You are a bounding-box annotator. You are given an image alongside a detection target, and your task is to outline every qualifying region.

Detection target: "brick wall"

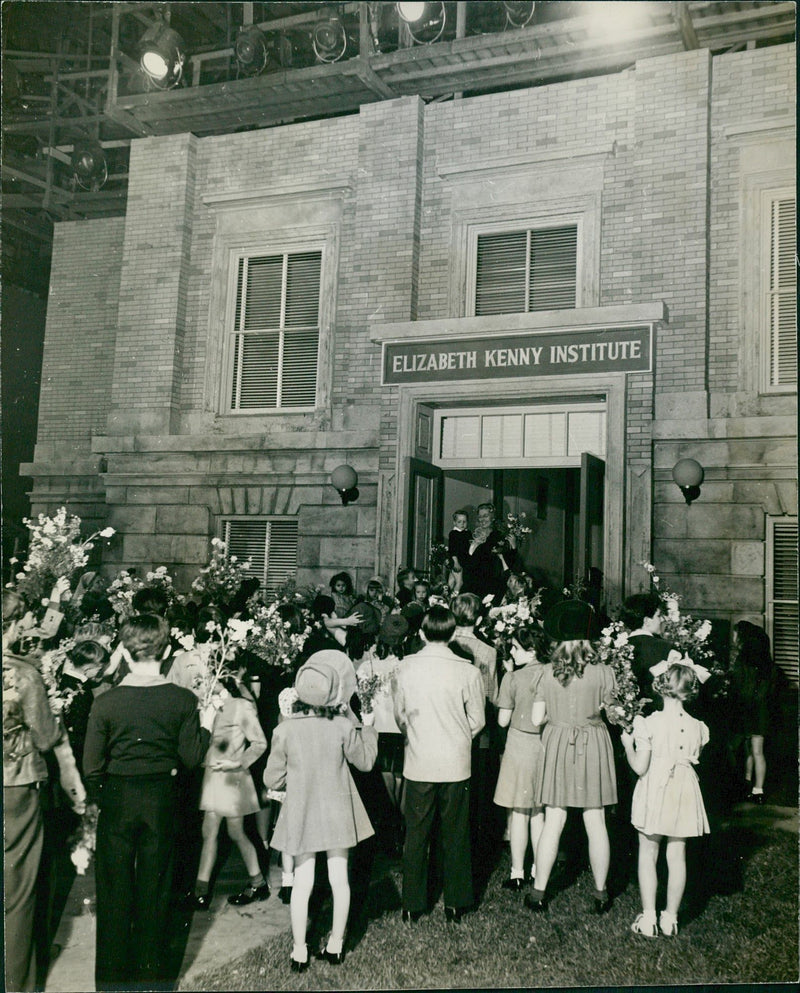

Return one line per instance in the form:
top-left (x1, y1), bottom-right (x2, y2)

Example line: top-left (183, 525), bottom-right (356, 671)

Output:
top-left (36, 216), bottom-right (123, 452)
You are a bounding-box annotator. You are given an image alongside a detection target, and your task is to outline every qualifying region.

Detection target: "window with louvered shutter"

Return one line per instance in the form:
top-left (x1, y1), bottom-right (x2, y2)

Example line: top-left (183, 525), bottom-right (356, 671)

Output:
top-left (229, 251), bottom-right (321, 410)
top-left (767, 517), bottom-right (798, 686)
top-left (766, 194), bottom-right (796, 389)
top-left (475, 226), bottom-right (577, 316)
top-left (221, 518), bottom-right (299, 593)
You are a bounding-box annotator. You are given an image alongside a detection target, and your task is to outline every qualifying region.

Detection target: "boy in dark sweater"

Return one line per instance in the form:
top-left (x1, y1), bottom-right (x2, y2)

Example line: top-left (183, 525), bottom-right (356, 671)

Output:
top-left (83, 613), bottom-right (215, 991)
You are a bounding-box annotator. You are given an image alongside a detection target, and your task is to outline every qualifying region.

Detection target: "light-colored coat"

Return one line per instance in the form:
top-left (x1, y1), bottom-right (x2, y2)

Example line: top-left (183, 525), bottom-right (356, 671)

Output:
top-left (392, 642), bottom-right (485, 783)
top-left (264, 712), bottom-right (378, 855)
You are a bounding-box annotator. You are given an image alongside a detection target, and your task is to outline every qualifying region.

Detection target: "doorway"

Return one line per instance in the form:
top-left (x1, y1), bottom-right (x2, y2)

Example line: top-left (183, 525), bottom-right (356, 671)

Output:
top-left (405, 457), bottom-right (605, 594)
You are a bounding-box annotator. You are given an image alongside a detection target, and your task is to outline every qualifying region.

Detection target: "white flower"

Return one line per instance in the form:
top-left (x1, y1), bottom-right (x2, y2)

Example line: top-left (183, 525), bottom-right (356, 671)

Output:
top-left (99, 527), bottom-right (115, 538)
top-left (614, 632), bottom-right (629, 648)
top-left (71, 846), bottom-right (91, 875)
top-left (482, 594), bottom-right (495, 606)
top-left (227, 618), bottom-right (254, 643)
top-left (696, 620), bottom-right (712, 642)
top-left (176, 632), bottom-right (196, 652)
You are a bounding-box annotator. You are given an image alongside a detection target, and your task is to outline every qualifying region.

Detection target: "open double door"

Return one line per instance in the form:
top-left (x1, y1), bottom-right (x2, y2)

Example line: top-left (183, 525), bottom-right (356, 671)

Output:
top-left (404, 452), bottom-right (605, 591)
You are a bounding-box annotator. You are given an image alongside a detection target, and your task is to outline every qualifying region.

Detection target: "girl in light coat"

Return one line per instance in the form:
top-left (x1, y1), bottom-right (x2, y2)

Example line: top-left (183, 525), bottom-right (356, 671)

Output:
top-left (264, 650), bottom-right (378, 973)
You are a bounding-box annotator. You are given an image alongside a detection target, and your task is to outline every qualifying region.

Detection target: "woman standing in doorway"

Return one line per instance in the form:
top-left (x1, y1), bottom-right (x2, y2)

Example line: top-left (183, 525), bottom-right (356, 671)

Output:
top-left (461, 503), bottom-right (515, 602)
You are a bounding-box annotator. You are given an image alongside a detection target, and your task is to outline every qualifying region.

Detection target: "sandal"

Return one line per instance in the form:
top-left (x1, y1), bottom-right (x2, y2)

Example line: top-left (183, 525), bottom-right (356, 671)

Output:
top-left (659, 911), bottom-right (678, 936)
top-left (630, 913), bottom-right (658, 937)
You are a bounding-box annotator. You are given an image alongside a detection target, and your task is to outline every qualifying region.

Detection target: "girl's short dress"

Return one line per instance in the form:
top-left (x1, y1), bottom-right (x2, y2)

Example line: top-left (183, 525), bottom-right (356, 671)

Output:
top-left (493, 663), bottom-right (545, 810)
top-left (535, 663), bottom-right (618, 809)
top-left (200, 695), bottom-right (266, 818)
top-left (630, 710), bottom-right (710, 837)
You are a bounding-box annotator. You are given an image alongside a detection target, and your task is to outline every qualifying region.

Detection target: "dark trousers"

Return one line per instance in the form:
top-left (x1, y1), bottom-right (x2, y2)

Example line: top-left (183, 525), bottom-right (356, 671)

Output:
top-left (4, 784), bottom-right (44, 993)
top-left (94, 774), bottom-right (177, 991)
top-left (403, 778), bottom-right (473, 912)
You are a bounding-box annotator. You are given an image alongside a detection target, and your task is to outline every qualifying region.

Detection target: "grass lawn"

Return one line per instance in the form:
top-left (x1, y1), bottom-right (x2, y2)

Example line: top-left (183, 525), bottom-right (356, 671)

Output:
top-left (181, 816), bottom-right (798, 990)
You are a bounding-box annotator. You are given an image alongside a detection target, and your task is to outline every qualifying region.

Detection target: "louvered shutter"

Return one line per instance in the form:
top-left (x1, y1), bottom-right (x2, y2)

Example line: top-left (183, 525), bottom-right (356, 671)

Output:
top-left (221, 519), bottom-right (299, 593)
top-left (769, 519), bottom-right (798, 685)
top-left (230, 251), bottom-right (321, 410)
top-left (768, 197), bottom-right (797, 388)
top-left (476, 232), bottom-right (527, 315)
top-left (529, 226), bottom-right (578, 310)
top-left (475, 226), bottom-right (577, 316)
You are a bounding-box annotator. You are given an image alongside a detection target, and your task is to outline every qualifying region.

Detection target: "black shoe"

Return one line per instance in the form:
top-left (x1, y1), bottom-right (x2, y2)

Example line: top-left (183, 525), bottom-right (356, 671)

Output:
top-left (524, 894), bottom-right (548, 913)
top-left (592, 894), bottom-right (613, 915)
top-left (444, 906), bottom-right (466, 923)
top-left (227, 882), bottom-right (270, 906)
top-left (315, 948), bottom-right (345, 965)
top-left (278, 885), bottom-right (292, 904)
top-left (747, 792), bottom-right (765, 805)
top-left (501, 877), bottom-right (526, 892)
top-left (185, 892), bottom-right (211, 911)
top-left (401, 909), bottom-right (423, 923)
top-left (290, 957), bottom-right (309, 973)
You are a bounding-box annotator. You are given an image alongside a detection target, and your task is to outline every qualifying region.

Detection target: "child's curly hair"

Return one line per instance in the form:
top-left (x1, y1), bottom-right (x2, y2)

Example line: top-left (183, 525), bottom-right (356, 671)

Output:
top-left (652, 663), bottom-right (701, 702)
top-left (550, 639), bottom-right (597, 686)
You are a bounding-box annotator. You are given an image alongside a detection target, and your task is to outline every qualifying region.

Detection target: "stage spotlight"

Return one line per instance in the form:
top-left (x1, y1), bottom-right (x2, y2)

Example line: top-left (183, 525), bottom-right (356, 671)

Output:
top-left (312, 13), bottom-right (348, 63)
top-left (139, 21), bottom-right (185, 89)
top-left (396, 1), bottom-right (445, 44)
top-left (503, 1), bottom-right (536, 28)
top-left (235, 25), bottom-right (269, 76)
top-left (71, 140), bottom-right (108, 191)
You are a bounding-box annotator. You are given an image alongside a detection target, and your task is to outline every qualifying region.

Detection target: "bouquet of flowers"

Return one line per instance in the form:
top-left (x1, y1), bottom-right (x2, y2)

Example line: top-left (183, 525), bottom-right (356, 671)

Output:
top-left (478, 590), bottom-right (542, 662)
top-left (245, 600), bottom-right (311, 669)
top-left (70, 804), bottom-right (100, 875)
top-left (641, 562), bottom-right (727, 693)
top-left (190, 537), bottom-right (252, 609)
top-left (105, 570), bottom-right (141, 620)
top-left (356, 669), bottom-right (387, 715)
top-left (105, 566), bottom-right (180, 621)
top-left (505, 512), bottom-right (532, 542)
top-left (595, 621), bottom-right (647, 733)
top-left (193, 617), bottom-right (253, 709)
top-left (38, 639), bottom-right (82, 716)
top-left (429, 540), bottom-right (450, 585)
top-left (8, 508), bottom-right (114, 609)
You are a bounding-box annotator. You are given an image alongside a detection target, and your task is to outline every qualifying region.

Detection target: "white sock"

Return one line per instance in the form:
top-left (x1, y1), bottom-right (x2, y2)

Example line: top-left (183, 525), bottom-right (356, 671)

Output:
top-left (510, 867), bottom-right (524, 880)
top-left (326, 936), bottom-right (344, 954)
top-left (640, 910), bottom-right (657, 925)
top-left (281, 872), bottom-right (294, 886)
top-left (751, 787), bottom-right (764, 795)
top-left (291, 943), bottom-right (308, 963)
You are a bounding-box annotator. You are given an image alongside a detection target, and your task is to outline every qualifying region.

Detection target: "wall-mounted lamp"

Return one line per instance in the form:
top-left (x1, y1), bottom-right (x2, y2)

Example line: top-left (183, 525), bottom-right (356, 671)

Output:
top-left (139, 20), bottom-right (185, 88)
top-left (672, 458), bottom-right (704, 505)
top-left (331, 464), bottom-right (359, 506)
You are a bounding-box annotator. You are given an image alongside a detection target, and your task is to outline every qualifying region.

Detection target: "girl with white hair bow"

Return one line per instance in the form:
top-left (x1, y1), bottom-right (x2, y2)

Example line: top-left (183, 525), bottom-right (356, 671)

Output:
top-left (619, 652), bottom-right (710, 939)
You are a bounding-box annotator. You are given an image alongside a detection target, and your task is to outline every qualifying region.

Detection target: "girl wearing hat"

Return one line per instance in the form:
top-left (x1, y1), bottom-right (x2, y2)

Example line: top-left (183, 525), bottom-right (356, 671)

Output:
top-left (524, 599), bottom-right (618, 915)
top-left (264, 650), bottom-right (378, 972)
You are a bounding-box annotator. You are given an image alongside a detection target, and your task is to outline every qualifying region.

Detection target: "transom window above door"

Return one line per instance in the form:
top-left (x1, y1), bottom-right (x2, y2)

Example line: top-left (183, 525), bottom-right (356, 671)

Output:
top-left (475, 226), bottom-right (578, 316)
top-left (433, 400), bottom-right (606, 469)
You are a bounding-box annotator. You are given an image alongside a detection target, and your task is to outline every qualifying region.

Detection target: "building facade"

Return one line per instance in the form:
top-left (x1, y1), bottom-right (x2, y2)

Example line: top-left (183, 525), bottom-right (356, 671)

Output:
top-left (24, 43), bottom-right (797, 678)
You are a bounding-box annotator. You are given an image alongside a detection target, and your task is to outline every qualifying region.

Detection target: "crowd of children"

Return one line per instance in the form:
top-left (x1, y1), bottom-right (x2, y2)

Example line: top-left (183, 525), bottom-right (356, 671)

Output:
top-left (2, 503), bottom-right (788, 989)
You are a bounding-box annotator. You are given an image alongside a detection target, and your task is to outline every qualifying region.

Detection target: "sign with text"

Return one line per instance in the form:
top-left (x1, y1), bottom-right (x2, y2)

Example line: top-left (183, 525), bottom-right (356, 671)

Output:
top-left (382, 325), bottom-right (652, 385)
